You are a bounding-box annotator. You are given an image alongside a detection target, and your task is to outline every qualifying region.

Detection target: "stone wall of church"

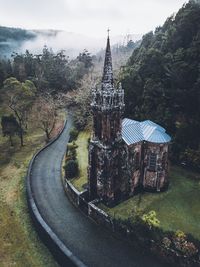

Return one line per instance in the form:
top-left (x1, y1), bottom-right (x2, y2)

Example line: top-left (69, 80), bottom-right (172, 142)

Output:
top-left (142, 143), bottom-right (169, 191)
top-left (122, 141), bottom-right (169, 195)
top-left (127, 142), bottom-right (143, 192)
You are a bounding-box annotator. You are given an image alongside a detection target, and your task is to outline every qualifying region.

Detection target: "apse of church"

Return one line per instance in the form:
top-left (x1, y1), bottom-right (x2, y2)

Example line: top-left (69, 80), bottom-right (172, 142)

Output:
top-left (88, 33), bottom-right (171, 206)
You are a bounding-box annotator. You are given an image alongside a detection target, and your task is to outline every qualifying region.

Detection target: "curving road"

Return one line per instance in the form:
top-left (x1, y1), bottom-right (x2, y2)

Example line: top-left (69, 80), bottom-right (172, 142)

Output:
top-left (31, 115), bottom-right (167, 267)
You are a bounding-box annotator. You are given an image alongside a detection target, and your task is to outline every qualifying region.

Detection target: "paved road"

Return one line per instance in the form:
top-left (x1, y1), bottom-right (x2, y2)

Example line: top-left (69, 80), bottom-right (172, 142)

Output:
top-left (31, 116), bottom-right (167, 267)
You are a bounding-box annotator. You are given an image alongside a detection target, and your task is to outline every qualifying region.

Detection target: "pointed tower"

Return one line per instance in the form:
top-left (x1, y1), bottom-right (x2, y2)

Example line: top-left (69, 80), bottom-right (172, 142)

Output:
top-left (88, 33), bottom-right (125, 206)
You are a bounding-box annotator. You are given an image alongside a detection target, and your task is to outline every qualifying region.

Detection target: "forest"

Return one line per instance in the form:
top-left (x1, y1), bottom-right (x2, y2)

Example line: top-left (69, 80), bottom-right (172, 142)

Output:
top-left (121, 0), bottom-right (200, 169)
top-left (0, 46), bottom-right (93, 146)
top-left (0, 26), bottom-right (35, 42)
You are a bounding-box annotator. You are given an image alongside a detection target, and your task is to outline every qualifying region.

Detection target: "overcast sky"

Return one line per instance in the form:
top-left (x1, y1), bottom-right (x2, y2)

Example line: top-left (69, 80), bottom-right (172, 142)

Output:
top-left (0, 0), bottom-right (187, 37)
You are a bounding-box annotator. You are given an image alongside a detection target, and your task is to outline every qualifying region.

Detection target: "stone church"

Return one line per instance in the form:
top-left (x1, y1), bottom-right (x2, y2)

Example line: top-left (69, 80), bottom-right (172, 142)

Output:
top-left (88, 34), bottom-right (171, 206)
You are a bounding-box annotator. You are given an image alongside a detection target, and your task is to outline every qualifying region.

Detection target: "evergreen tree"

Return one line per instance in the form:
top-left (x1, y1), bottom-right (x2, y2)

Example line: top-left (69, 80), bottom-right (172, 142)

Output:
top-left (121, 0), bottom-right (200, 167)
top-left (1, 115), bottom-right (20, 146)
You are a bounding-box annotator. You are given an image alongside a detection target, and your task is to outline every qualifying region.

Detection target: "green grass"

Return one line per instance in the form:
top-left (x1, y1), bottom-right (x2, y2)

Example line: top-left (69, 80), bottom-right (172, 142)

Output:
top-left (0, 123), bottom-right (59, 266)
top-left (99, 166), bottom-right (200, 240)
top-left (71, 131), bottom-right (90, 191)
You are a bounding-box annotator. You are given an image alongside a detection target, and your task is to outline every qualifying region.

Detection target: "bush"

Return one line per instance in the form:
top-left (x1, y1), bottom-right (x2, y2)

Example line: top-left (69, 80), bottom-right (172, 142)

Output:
top-left (180, 148), bottom-right (200, 171)
top-left (69, 128), bottom-right (79, 142)
top-left (66, 142), bottom-right (78, 160)
top-left (142, 210), bottom-right (160, 229)
top-left (172, 231), bottom-right (199, 257)
top-left (64, 159), bottom-right (79, 179)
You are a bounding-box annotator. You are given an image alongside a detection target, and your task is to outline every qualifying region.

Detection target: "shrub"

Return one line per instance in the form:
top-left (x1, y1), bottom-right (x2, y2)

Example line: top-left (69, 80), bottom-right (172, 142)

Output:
top-left (180, 148), bottom-right (200, 171)
top-left (67, 141), bottom-right (78, 150)
top-left (162, 237), bottom-right (172, 248)
top-left (181, 241), bottom-right (198, 257)
top-left (175, 230), bottom-right (186, 240)
top-left (67, 149), bottom-right (77, 161)
top-left (66, 142), bottom-right (78, 160)
top-left (64, 160), bottom-right (79, 179)
top-left (69, 128), bottom-right (79, 142)
top-left (142, 210), bottom-right (160, 229)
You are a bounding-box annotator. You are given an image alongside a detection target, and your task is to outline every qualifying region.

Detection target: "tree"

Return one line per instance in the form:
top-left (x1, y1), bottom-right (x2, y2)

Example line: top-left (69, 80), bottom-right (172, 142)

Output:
top-left (64, 160), bottom-right (79, 179)
top-left (77, 49), bottom-right (93, 69)
top-left (69, 128), bottom-right (79, 142)
top-left (12, 53), bottom-right (26, 81)
top-left (3, 77), bottom-right (36, 146)
top-left (127, 40), bottom-right (135, 50)
top-left (33, 94), bottom-right (56, 141)
top-left (121, 0), bottom-right (200, 165)
top-left (1, 115), bottom-right (20, 146)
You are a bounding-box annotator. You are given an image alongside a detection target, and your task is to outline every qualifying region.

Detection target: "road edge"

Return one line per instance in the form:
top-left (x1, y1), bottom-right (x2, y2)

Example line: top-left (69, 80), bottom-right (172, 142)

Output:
top-left (26, 115), bottom-right (87, 267)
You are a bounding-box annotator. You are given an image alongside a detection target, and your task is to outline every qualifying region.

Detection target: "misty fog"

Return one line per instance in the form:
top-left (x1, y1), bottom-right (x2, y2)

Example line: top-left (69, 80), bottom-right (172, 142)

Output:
top-left (20, 30), bottom-right (142, 58)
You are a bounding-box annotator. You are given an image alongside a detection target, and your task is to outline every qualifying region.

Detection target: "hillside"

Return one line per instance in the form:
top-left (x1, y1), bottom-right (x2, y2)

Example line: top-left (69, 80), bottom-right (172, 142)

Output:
top-left (0, 26), bottom-right (36, 57)
top-left (121, 0), bottom-right (200, 168)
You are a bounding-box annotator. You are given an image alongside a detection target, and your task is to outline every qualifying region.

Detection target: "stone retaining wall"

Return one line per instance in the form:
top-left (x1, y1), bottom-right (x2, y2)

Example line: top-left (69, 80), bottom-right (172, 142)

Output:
top-left (65, 180), bottom-right (88, 214)
top-left (88, 200), bottom-right (113, 229)
top-left (64, 177), bottom-right (200, 267)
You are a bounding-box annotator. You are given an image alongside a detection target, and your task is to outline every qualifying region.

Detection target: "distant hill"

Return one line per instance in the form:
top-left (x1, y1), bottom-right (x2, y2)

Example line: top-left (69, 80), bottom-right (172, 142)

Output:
top-left (0, 26), bottom-right (36, 57)
top-left (0, 25), bottom-right (142, 58)
top-left (121, 0), bottom-right (200, 168)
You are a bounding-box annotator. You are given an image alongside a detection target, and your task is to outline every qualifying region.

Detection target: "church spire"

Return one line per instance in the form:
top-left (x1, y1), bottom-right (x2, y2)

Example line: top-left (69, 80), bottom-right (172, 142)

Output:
top-left (102, 29), bottom-right (114, 89)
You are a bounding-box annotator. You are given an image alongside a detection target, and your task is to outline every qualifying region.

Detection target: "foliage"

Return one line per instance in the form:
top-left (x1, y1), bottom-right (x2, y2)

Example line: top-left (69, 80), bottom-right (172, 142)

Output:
top-left (69, 127), bottom-right (79, 142)
top-left (0, 45), bottom-right (93, 95)
top-left (0, 58), bottom-right (12, 87)
top-left (171, 231), bottom-right (199, 257)
top-left (121, 0), bottom-right (200, 167)
top-left (64, 159), bottom-right (79, 179)
top-left (3, 77), bottom-right (36, 146)
top-left (180, 148), bottom-right (200, 170)
top-left (1, 114), bottom-right (20, 146)
top-left (65, 141), bottom-right (79, 178)
top-left (175, 230), bottom-right (186, 240)
top-left (66, 142), bottom-right (78, 161)
top-left (33, 94), bottom-right (57, 141)
top-left (162, 237), bottom-right (172, 248)
top-left (77, 49), bottom-right (93, 69)
top-left (142, 210), bottom-right (160, 229)
top-left (65, 75), bottom-right (93, 130)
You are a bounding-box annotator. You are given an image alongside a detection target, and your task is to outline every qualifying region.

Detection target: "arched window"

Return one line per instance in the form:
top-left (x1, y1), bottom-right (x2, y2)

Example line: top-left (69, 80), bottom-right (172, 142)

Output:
top-left (148, 153), bottom-right (157, 171)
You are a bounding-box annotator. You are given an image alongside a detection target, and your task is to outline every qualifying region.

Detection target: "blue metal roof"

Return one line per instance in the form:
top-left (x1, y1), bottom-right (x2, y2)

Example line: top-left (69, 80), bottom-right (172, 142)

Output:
top-left (122, 118), bottom-right (171, 145)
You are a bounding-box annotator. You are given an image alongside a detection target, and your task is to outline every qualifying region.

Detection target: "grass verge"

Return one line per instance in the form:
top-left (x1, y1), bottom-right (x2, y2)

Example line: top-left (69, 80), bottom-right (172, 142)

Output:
top-left (71, 131), bottom-right (90, 191)
top-left (0, 122), bottom-right (62, 266)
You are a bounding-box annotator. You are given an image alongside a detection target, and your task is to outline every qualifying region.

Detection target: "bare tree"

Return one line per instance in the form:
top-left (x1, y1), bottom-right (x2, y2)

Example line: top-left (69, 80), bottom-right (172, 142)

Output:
top-left (33, 93), bottom-right (56, 141)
